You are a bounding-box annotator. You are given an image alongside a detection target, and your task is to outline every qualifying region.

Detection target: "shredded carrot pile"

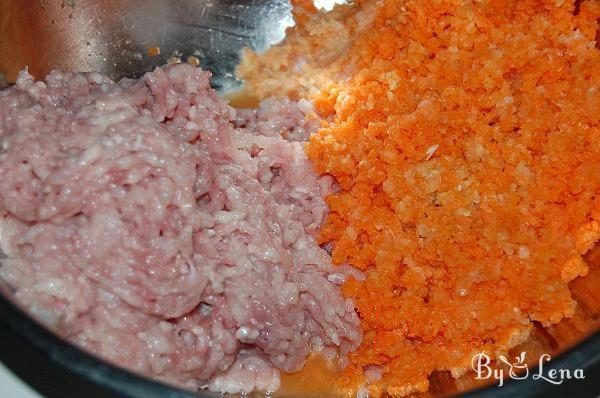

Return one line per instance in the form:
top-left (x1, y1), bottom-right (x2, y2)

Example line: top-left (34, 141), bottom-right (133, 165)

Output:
top-left (239, 0), bottom-right (600, 396)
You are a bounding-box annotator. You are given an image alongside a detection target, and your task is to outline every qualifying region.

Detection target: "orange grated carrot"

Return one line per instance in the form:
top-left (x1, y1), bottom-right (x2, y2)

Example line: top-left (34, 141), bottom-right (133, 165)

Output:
top-left (240, 0), bottom-right (600, 396)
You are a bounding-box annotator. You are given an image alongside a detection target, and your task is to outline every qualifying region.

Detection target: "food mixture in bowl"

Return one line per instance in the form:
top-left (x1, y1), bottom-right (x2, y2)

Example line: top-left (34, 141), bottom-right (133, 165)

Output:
top-left (0, 0), bottom-right (599, 397)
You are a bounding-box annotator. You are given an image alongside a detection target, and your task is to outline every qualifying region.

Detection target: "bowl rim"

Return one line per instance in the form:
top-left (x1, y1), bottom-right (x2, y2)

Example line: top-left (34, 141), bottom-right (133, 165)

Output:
top-left (0, 291), bottom-right (598, 398)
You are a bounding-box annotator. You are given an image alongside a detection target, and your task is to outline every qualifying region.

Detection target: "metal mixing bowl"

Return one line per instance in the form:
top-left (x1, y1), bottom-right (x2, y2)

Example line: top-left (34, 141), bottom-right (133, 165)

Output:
top-left (0, 0), bottom-right (293, 91)
top-left (0, 1), bottom-right (598, 397)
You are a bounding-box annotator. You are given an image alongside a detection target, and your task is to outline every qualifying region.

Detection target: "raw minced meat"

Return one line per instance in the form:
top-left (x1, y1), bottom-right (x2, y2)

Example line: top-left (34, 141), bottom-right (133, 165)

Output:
top-left (0, 63), bottom-right (361, 394)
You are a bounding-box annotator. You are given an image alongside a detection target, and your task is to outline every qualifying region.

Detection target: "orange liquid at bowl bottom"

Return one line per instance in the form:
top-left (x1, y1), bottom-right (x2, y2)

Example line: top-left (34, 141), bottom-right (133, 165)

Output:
top-left (277, 355), bottom-right (344, 398)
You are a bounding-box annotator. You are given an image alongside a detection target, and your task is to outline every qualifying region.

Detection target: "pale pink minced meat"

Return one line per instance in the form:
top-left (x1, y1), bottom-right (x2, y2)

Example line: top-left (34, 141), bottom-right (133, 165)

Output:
top-left (0, 63), bottom-right (361, 394)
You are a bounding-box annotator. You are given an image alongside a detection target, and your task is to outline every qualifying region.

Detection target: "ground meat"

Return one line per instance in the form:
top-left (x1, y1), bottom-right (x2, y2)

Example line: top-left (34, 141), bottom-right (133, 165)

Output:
top-left (234, 96), bottom-right (320, 142)
top-left (0, 63), bottom-right (361, 394)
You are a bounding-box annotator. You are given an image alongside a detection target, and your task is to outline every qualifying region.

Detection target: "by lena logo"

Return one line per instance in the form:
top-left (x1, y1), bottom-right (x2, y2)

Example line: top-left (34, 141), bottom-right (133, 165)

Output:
top-left (471, 352), bottom-right (585, 387)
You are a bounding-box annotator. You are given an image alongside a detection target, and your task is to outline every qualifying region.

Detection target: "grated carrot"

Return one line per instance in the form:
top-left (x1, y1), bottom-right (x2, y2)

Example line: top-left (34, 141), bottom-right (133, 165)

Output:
top-left (240, 0), bottom-right (600, 395)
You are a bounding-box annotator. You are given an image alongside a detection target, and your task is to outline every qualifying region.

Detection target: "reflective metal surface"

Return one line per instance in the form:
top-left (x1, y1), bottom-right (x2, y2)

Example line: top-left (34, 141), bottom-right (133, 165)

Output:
top-left (0, 0), bottom-right (294, 91)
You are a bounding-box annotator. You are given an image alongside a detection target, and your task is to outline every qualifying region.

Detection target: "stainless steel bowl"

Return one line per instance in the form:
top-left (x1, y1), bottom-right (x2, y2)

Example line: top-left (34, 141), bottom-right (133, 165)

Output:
top-left (0, 0), bottom-right (293, 91)
top-left (0, 1), bottom-right (598, 398)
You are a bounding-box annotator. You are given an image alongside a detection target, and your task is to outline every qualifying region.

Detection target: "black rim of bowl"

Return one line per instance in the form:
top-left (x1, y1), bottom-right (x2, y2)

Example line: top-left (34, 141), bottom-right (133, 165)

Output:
top-left (0, 291), bottom-right (598, 398)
